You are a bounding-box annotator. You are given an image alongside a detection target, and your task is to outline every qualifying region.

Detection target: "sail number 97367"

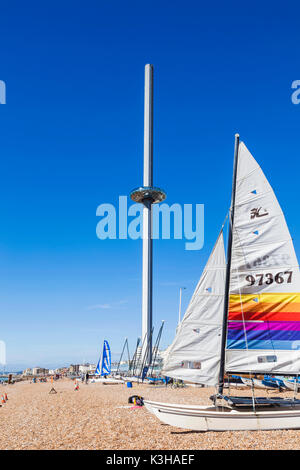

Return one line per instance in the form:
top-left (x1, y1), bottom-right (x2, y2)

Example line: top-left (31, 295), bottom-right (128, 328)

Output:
top-left (245, 271), bottom-right (293, 286)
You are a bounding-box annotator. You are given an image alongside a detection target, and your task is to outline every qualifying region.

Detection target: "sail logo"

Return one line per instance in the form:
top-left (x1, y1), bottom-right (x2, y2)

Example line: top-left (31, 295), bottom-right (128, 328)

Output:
top-left (244, 254), bottom-right (292, 270)
top-left (291, 80), bottom-right (300, 104)
top-left (250, 207), bottom-right (269, 219)
top-left (96, 196), bottom-right (204, 250)
top-left (0, 81), bottom-right (6, 104)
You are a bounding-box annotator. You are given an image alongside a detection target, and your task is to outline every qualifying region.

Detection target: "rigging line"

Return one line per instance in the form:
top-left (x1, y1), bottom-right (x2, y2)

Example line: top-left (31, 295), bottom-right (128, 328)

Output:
top-left (149, 321), bottom-right (165, 377)
top-left (116, 338), bottom-right (127, 375)
top-left (294, 374), bottom-right (298, 401)
top-left (130, 337), bottom-right (141, 376)
top-left (138, 327), bottom-right (154, 381)
top-left (126, 339), bottom-right (131, 365)
top-left (221, 212), bottom-right (229, 232)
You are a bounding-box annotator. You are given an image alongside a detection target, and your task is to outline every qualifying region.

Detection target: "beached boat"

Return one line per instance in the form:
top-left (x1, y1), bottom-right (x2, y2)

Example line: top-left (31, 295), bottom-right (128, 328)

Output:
top-left (144, 135), bottom-right (300, 431)
top-left (120, 376), bottom-right (140, 383)
top-left (283, 380), bottom-right (300, 392)
top-left (89, 340), bottom-right (123, 384)
top-left (240, 377), bottom-right (280, 390)
top-left (144, 400), bottom-right (300, 431)
top-left (90, 377), bottom-right (124, 384)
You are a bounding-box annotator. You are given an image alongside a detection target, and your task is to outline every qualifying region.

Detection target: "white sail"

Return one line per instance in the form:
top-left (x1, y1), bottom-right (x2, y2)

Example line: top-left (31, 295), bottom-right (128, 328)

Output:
top-left (226, 142), bottom-right (300, 374)
top-left (162, 231), bottom-right (226, 385)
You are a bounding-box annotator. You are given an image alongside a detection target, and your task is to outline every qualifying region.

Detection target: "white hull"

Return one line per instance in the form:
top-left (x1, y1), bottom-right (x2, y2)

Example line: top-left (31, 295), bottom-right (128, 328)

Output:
top-left (224, 382), bottom-right (247, 389)
top-left (144, 400), bottom-right (300, 431)
top-left (241, 377), bottom-right (278, 390)
top-left (89, 378), bottom-right (124, 384)
top-left (122, 377), bottom-right (143, 383)
top-left (283, 380), bottom-right (300, 391)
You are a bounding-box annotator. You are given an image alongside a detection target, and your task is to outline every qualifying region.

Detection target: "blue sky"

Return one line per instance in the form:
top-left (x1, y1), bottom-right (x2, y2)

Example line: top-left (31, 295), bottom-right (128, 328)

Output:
top-left (0, 1), bottom-right (300, 369)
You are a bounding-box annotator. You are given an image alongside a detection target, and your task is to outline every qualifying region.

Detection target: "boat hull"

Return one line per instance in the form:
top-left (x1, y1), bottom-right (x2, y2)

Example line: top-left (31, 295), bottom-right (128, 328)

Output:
top-left (283, 380), bottom-right (300, 391)
top-left (89, 378), bottom-right (124, 384)
top-left (144, 400), bottom-right (300, 431)
top-left (241, 377), bottom-right (279, 390)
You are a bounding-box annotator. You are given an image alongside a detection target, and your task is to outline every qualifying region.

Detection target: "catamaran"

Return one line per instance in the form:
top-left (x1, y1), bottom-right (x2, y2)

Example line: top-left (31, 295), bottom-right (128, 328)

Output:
top-left (283, 379), bottom-right (300, 392)
top-left (89, 340), bottom-right (123, 384)
top-left (144, 135), bottom-right (300, 431)
top-left (240, 376), bottom-right (281, 390)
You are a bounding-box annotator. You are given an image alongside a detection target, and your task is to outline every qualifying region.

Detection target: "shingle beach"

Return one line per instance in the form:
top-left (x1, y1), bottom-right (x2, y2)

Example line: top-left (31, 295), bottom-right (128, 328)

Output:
top-left (0, 379), bottom-right (299, 450)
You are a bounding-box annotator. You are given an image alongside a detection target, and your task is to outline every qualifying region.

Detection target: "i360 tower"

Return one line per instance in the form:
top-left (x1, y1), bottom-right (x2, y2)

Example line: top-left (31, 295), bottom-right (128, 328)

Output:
top-left (130, 65), bottom-right (166, 365)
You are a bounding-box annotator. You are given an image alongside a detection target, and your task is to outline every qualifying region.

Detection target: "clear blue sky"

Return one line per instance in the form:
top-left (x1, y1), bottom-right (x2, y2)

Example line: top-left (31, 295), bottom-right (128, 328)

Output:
top-left (1, 0), bottom-right (300, 369)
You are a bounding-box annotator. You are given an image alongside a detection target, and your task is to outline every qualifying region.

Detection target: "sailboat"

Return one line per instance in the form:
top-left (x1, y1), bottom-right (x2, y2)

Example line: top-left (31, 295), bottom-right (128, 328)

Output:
top-left (144, 135), bottom-right (300, 431)
top-left (283, 379), bottom-right (300, 392)
top-left (240, 376), bottom-right (281, 390)
top-left (90, 340), bottom-right (123, 384)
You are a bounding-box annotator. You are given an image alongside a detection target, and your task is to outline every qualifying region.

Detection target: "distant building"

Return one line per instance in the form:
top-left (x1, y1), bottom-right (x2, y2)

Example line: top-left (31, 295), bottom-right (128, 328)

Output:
top-left (69, 364), bottom-right (80, 374)
top-left (79, 364), bottom-right (96, 374)
top-left (55, 367), bottom-right (68, 375)
top-left (23, 368), bottom-right (32, 376)
top-left (32, 367), bottom-right (49, 376)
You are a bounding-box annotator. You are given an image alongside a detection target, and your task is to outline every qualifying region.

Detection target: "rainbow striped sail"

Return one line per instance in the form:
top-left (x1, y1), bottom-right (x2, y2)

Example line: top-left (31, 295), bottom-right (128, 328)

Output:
top-left (162, 138), bottom-right (300, 386)
top-left (226, 143), bottom-right (300, 374)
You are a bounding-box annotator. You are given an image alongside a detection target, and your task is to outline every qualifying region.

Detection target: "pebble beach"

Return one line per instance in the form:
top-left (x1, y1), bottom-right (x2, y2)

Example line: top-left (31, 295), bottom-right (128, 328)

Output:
top-left (1, 379), bottom-right (300, 450)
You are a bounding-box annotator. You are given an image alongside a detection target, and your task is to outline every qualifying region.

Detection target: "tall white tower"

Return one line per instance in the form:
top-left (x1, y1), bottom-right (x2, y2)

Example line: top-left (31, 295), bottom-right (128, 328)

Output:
top-left (130, 65), bottom-right (166, 365)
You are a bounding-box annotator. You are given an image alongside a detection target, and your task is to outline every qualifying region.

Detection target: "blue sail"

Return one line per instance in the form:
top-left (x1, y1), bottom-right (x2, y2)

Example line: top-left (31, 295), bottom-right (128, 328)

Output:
top-left (95, 340), bottom-right (111, 376)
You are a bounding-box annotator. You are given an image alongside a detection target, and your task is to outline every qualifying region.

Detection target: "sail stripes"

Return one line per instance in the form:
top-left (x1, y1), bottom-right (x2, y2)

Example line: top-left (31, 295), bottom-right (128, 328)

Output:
top-left (228, 292), bottom-right (300, 351)
top-left (227, 321), bottom-right (300, 350)
top-left (229, 293), bottom-right (300, 321)
top-left (226, 142), bottom-right (300, 374)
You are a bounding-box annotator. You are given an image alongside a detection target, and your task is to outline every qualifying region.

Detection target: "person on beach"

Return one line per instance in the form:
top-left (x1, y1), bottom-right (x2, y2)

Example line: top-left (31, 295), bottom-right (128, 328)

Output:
top-left (85, 372), bottom-right (89, 384)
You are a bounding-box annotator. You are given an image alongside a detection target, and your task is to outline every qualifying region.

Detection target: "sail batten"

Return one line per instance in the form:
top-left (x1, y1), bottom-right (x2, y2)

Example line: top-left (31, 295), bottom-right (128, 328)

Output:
top-left (225, 142), bottom-right (300, 375)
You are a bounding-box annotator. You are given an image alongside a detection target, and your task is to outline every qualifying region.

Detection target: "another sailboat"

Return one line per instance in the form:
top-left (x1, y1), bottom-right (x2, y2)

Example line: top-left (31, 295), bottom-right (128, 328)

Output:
top-left (144, 135), bottom-right (300, 431)
top-left (283, 379), bottom-right (300, 392)
top-left (90, 340), bottom-right (123, 384)
top-left (240, 377), bottom-right (281, 390)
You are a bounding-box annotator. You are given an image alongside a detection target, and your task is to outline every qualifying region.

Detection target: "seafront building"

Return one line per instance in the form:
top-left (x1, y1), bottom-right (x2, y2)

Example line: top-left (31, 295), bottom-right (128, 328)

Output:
top-left (32, 367), bottom-right (49, 376)
top-left (78, 364), bottom-right (96, 374)
top-left (21, 362), bottom-right (99, 377)
top-left (69, 364), bottom-right (80, 374)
